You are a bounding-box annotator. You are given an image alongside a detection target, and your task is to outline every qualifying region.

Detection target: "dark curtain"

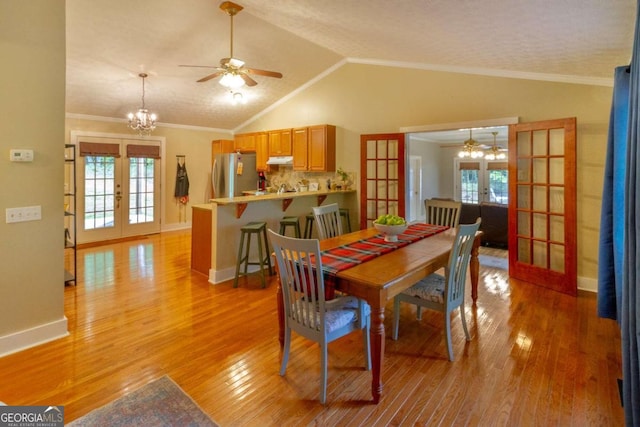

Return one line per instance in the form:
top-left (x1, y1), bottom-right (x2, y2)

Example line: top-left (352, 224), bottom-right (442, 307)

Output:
top-left (598, 3), bottom-right (640, 423)
top-left (598, 66), bottom-right (629, 320)
top-left (623, 3), bottom-right (640, 419)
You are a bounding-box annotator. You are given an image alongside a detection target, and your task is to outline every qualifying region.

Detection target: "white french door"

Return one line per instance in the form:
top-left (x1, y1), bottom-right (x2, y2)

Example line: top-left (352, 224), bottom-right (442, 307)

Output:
top-left (454, 158), bottom-right (509, 205)
top-left (76, 137), bottom-right (161, 244)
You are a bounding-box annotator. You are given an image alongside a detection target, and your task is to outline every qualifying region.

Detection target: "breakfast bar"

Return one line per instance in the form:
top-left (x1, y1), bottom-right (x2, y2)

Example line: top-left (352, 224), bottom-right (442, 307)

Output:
top-left (191, 189), bottom-right (356, 284)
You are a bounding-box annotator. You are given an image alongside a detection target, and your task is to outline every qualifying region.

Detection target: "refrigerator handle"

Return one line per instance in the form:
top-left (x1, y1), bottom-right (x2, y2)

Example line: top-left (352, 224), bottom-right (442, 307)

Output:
top-left (211, 158), bottom-right (218, 198)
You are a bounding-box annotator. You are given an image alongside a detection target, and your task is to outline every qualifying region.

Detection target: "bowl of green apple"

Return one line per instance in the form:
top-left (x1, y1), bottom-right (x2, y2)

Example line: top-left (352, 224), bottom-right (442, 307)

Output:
top-left (373, 214), bottom-right (408, 242)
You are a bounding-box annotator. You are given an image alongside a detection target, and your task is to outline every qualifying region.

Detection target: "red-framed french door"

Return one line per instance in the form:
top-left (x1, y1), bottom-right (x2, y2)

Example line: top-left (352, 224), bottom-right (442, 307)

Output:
top-left (508, 117), bottom-right (577, 296)
top-left (360, 133), bottom-right (406, 229)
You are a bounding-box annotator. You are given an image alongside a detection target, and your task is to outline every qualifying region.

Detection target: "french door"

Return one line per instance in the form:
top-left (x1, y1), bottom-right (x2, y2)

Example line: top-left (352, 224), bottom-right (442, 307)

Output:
top-left (455, 159), bottom-right (509, 205)
top-left (360, 133), bottom-right (406, 228)
top-left (76, 137), bottom-right (161, 244)
top-left (508, 118), bottom-right (577, 295)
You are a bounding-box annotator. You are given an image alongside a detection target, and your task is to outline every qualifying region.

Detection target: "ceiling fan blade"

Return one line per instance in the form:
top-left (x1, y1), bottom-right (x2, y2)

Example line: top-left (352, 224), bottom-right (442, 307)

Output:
top-left (240, 73), bottom-right (258, 87)
top-left (197, 71), bottom-right (225, 83)
top-left (245, 68), bottom-right (283, 78)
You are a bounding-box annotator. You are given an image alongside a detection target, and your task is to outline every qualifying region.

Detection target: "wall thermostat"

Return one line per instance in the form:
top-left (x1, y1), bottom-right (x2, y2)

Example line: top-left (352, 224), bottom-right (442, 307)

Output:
top-left (9, 149), bottom-right (34, 162)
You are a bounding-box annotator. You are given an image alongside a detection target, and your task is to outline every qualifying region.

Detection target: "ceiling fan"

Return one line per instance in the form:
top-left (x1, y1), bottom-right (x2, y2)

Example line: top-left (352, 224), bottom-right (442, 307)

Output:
top-left (180, 1), bottom-right (283, 88)
top-left (458, 129), bottom-right (486, 158)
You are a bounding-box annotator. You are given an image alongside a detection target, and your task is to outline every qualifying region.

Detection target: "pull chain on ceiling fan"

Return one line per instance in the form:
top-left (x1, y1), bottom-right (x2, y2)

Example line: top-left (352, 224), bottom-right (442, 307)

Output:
top-left (179, 1), bottom-right (283, 89)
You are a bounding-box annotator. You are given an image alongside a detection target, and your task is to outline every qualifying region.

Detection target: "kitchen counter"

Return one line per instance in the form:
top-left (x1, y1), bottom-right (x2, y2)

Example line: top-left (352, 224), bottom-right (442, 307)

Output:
top-left (210, 189), bottom-right (355, 205)
top-left (192, 189), bottom-right (358, 284)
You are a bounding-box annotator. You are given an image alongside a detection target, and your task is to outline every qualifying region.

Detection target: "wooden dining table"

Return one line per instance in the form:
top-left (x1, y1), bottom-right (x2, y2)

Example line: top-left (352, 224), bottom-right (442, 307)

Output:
top-left (275, 225), bottom-right (483, 404)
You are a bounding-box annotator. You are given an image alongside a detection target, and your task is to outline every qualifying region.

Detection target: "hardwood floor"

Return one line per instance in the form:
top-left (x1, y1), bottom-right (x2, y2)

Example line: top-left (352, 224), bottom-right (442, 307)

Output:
top-left (0, 231), bottom-right (623, 426)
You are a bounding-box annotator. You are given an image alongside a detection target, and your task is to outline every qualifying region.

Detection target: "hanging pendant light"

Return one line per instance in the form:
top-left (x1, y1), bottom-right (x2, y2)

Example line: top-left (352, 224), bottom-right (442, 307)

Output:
top-left (458, 129), bottom-right (484, 158)
top-left (127, 73), bottom-right (157, 135)
top-left (484, 131), bottom-right (507, 160)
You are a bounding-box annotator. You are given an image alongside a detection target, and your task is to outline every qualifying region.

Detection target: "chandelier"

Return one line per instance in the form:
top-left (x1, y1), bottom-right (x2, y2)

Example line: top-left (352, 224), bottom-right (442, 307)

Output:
top-left (127, 73), bottom-right (157, 135)
top-left (458, 129), bottom-right (484, 158)
top-left (484, 131), bottom-right (507, 160)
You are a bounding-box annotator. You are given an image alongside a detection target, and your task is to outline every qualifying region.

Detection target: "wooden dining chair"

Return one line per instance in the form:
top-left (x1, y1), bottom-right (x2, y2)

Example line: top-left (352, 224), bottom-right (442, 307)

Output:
top-left (392, 218), bottom-right (481, 361)
top-left (267, 229), bottom-right (371, 404)
top-left (312, 203), bottom-right (344, 239)
top-left (424, 198), bottom-right (462, 228)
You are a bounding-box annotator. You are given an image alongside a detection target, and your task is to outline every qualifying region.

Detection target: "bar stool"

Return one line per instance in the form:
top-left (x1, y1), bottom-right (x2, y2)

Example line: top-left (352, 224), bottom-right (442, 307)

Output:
top-left (305, 208), bottom-right (352, 238)
top-left (304, 213), bottom-right (315, 238)
top-left (339, 208), bottom-right (352, 232)
top-left (279, 216), bottom-right (301, 238)
top-left (234, 221), bottom-right (273, 288)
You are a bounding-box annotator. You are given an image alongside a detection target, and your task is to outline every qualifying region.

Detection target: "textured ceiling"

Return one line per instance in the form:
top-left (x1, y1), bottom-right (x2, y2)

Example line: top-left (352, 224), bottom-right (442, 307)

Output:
top-left (65, 0), bottom-right (635, 131)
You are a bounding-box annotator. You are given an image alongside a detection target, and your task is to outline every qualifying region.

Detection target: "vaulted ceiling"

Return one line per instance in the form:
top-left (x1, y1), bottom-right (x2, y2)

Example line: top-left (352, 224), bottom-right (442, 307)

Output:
top-left (65, 0), bottom-right (635, 131)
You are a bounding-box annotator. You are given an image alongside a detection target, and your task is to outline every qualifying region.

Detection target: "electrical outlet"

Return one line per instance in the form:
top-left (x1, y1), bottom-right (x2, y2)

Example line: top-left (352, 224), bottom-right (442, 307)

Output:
top-left (5, 206), bottom-right (42, 223)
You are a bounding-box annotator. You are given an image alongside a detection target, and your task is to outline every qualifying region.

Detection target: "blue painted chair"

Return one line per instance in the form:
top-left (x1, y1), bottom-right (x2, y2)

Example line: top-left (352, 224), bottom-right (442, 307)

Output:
top-left (392, 219), bottom-right (481, 361)
top-left (268, 229), bottom-right (371, 404)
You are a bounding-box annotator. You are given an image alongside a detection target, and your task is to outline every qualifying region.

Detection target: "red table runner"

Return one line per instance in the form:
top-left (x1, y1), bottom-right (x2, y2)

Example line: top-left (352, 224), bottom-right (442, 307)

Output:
top-left (318, 223), bottom-right (449, 298)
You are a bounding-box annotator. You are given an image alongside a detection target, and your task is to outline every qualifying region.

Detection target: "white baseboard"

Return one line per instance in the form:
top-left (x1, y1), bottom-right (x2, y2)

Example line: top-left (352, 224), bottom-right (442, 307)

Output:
top-left (578, 276), bottom-right (597, 293)
top-left (209, 265), bottom-right (265, 285)
top-left (161, 222), bottom-right (191, 232)
top-left (0, 317), bottom-right (69, 358)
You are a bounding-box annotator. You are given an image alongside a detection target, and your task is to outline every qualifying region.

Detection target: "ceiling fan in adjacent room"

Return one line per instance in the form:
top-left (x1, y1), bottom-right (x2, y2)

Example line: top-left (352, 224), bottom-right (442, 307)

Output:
top-left (180, 1), bottom-right (283, 89)
top-left (457, 129), bottom-right (486, 158)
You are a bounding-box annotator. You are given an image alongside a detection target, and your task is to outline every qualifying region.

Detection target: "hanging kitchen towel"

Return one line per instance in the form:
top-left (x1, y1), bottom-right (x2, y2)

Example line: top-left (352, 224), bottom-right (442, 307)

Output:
top-left (175, 156), bottom-right (190, 204)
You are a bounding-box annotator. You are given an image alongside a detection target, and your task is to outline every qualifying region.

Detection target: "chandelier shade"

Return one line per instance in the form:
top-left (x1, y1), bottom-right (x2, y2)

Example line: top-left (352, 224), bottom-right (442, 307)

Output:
top-left (127, 73), bottom-right (157, 135)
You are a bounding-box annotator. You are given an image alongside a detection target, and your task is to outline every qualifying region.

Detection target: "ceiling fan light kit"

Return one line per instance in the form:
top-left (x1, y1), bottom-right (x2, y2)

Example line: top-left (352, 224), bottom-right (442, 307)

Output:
top-left (179, 1), bottom-right (283, 91)
top-left (127, 73), bottom-right (157, 135)
top-left (484, 131), bottom-right (507, 160)
top-left (458, 129), bottom-right (485, 159)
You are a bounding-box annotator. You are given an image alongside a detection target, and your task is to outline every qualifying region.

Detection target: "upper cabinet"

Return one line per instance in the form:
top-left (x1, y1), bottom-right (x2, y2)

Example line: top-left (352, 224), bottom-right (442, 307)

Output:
top-left (211, 139), bottom-right (234, 165)
top-left (293, 124), bottom-right (336, 172)
top-left (234, 133), bottom-right (256, 152)
top-left (255, 132), bottom-right (269, 171)
top-left (268, 128), bottom-right (292, 156)
top-left (292, 127), bottom-right (309, 170)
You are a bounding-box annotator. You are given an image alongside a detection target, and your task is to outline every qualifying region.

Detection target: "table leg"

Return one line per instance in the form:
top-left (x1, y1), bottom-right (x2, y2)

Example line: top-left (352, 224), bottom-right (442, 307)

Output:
top-left (470, 237), bottom-right (480, 303)
top-left (370, 304), bottom-right (385, 403)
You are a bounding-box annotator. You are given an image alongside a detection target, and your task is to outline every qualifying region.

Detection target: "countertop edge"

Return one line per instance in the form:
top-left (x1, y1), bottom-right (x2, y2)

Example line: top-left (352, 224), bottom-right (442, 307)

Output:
top-left (208, 189), bottom-right (356, 205)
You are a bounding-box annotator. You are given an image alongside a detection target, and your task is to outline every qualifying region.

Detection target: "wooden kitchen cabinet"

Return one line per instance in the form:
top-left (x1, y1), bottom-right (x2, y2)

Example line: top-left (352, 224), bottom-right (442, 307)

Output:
top-left (293, 124), bottom-right (336, 171)
top-left (234, 133), bottom-right (257, 152)
top-left (255, 132), bottom-right (270, 171)
top-left (211, 139), bottom-right (234, 165)
top-left (268, 128), bottom-right (292, 156)
top-left (292, 127), bottom-right (309, 170)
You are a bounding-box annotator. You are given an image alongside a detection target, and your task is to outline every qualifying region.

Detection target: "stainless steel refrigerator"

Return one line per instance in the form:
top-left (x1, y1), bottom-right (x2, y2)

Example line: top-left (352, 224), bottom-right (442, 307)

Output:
top-left (212, 153), bottom-right (259, 198)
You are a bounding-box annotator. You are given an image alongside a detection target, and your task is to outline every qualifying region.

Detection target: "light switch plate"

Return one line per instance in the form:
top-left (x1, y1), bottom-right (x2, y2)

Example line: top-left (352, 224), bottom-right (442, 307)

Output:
top-left (5, 206), bottom-right (42, 223)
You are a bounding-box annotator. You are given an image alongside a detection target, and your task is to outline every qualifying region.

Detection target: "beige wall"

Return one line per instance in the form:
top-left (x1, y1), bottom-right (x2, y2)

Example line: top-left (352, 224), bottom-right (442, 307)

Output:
top-left (65, 118), bottom-right (232, 227)
top-left (0, 1), bottom-right (67, 351)
top-left (238, 63), bottom-right (612, 284)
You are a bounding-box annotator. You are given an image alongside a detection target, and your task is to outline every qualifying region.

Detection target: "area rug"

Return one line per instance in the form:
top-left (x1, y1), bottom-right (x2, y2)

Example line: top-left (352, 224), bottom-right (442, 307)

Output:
top-left (478, 254), bottom-right (509, 270)
top-left (67, 376), bottom-right (218, 427)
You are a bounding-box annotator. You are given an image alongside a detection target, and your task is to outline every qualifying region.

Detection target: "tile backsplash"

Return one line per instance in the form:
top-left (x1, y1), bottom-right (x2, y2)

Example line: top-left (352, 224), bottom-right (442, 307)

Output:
top-left (266, 168), bottom-right (356, 192)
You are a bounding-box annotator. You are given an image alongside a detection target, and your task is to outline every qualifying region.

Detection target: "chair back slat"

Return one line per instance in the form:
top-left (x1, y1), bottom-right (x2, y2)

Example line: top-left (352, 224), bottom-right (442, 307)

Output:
top-left (445, 219), bottom-right (481, 307)
top-left (312, 203), bottom-right (344, 239)
top-left (269, 230), bottom-right (326, 332)
top-left (425, 199), bottom-right (462, 228)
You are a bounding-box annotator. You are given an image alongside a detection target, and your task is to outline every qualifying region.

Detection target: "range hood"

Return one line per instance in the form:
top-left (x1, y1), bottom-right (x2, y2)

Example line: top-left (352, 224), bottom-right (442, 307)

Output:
top-left (266, 156), bottom-right (293, 165)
